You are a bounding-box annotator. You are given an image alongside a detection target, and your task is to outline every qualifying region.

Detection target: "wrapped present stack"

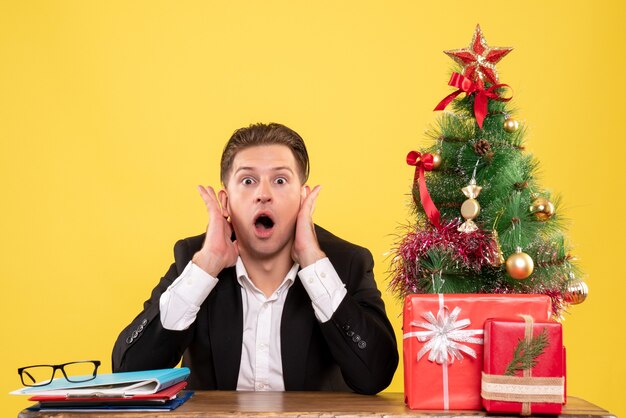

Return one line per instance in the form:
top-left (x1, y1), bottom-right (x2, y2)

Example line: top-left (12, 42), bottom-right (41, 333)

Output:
top-left (403, 294), bottom-right (552, 410)
top-left (390, 25), bottom-right (585, 414)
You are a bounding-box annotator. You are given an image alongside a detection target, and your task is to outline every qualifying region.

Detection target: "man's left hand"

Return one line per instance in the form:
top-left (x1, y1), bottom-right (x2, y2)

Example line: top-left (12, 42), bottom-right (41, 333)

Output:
top-left (292, 185), bottom-right (326, 267)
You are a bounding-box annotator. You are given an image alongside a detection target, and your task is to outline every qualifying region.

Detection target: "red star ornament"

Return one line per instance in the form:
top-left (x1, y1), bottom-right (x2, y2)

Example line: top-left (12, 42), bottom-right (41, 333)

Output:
top-left (444, 24), bottom-right (512, 85)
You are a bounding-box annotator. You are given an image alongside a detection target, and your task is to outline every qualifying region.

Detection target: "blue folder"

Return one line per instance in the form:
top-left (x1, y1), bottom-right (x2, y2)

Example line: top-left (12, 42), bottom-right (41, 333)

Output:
top-left (11, 367), bottom-right (190, 397)
top-left (26, 390), bottom-right (194, 412)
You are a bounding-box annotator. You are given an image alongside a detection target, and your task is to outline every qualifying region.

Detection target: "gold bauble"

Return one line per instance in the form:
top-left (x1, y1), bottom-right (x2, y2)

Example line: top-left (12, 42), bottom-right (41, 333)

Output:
top-left (564, 280), bottom-right (588, 305)
top-left (460, 198), bottom-right (481, 220)
top-left (432, 152), bottom-right (442, 169)
top-left (505, 249), bottom-right (534, 279)
top-left (503, 118), bottom-right (520, 133)
top-left (530, 197), bottom-right (555, 221)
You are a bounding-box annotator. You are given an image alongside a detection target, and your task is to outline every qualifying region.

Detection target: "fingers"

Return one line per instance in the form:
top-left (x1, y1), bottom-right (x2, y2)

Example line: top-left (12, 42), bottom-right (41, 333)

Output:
top-left (197, 185), bottom-right (216, 205)
top-left (302, 185), bottom-right (322, 216)
top-left (197, 185), bottom-right (221, 216)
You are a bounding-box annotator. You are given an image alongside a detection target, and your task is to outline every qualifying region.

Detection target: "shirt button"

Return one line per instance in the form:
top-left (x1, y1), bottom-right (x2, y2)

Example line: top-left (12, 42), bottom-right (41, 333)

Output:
top-left (257, 383), bottom-right (265, 390)
top-left (258, 343), bottom-right (267, 350)
top-left (320, 272), bottom-right (326, 278)
top-left (307, 277), bottom-right (314, 284)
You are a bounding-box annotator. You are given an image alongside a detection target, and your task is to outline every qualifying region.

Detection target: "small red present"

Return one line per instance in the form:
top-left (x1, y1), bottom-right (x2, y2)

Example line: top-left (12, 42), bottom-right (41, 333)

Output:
top-left (482, 316), bottom-right (565, 415)
top-left (403, 294), bottom-right (552, 410)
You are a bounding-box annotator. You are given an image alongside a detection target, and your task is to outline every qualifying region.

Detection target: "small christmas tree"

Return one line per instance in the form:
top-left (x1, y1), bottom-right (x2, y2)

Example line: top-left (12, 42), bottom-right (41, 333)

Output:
top-left (390, 25), bottom-right (587, 317)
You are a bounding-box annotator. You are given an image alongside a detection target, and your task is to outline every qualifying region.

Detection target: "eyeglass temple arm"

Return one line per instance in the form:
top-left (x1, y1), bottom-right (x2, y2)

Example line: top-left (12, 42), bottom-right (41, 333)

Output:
top-left (23, 370), bottom-right (37, 384)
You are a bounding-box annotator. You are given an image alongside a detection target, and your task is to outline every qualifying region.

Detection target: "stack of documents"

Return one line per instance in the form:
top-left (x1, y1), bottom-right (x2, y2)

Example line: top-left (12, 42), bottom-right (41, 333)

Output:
top-left (11, 368), bottom-right (193, 412)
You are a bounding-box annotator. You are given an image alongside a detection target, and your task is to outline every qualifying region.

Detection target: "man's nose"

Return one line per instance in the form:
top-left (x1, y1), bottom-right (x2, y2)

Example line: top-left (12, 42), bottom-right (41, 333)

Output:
top-left (255, 180), bottom-right (272, 203)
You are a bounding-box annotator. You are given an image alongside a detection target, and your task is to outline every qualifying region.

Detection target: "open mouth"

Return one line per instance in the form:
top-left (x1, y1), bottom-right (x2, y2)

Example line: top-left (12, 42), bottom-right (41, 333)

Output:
top-left (254, 214), bottom-right (275, 231)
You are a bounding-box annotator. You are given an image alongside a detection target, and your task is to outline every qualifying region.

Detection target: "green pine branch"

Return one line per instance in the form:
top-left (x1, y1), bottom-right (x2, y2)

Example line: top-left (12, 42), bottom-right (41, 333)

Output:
top-left (504, 327), bottom-right (550, 376)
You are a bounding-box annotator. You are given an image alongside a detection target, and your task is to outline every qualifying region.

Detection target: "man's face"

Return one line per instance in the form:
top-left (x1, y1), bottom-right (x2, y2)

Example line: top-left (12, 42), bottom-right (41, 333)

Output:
top-left (220, 145), bottom-right (305, 261)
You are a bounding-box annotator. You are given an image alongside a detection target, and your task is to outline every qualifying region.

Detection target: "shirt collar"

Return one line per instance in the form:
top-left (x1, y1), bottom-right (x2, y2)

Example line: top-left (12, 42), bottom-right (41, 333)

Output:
top-left (235, 256), bottom-right (299, 297)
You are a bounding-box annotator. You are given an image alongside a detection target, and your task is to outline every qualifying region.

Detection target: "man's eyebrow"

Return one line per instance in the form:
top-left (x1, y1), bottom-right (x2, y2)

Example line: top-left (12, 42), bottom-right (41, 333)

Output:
top-left (234, 166), bottom-right (295, 174)
top-left (271, 166), bottom-right (295, 173)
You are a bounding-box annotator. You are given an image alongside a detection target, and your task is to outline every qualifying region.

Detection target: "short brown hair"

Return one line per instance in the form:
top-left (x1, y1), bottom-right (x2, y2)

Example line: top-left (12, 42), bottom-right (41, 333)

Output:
top-left (220, 123), bottom-right (310, 184)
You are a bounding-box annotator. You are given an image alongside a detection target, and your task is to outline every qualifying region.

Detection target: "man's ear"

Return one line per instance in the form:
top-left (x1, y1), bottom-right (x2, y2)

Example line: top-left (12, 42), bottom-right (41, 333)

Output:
top-left (218, 189), bottom-right (230, 218)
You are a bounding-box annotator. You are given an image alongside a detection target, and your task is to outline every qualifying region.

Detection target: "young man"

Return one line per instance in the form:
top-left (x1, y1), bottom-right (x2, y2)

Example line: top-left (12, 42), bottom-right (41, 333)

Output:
top-left (112, 123), bottom-right (398, 395)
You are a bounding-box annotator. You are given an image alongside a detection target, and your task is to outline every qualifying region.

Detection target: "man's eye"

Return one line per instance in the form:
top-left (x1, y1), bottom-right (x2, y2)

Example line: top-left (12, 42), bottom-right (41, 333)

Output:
top-left (242, 177), bottom-right (255, 185)
top-left (275, 177), bottom-right (287, 185)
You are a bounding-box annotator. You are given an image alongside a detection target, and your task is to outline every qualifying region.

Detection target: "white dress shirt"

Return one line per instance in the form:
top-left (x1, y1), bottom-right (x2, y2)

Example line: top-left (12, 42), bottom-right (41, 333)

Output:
top-left (158, 256), bottom-right (347, 391)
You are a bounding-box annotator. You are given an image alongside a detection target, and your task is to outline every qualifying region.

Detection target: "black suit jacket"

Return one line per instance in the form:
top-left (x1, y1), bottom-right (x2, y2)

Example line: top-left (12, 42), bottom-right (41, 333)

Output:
top-left (112, 225), bottom-right (398, 394)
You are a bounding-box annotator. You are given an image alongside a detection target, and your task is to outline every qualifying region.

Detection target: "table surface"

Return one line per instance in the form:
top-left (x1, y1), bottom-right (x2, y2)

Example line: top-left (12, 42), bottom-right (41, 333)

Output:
top-left (18, 392), bottom-right (616, 418)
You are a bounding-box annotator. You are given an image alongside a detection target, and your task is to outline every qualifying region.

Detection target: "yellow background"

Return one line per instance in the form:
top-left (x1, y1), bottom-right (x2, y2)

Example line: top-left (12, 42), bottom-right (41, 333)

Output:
top-left (1, 1), bottom-right (624, 416)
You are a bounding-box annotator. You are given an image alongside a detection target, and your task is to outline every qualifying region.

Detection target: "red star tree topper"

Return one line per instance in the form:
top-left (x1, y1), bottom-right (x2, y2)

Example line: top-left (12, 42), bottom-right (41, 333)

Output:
top-left (444, 24), bottom-right (512, 85)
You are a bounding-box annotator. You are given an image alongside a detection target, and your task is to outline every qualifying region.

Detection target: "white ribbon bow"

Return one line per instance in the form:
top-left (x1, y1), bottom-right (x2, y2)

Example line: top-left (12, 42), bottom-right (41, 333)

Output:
top-left (410, 305), bottom-right (484, 364)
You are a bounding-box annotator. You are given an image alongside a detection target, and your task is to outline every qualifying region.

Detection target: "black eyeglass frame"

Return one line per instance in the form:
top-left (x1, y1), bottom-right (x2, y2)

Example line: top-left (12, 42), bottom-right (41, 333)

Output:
top-left (17, 360), bottom-right (101, 387)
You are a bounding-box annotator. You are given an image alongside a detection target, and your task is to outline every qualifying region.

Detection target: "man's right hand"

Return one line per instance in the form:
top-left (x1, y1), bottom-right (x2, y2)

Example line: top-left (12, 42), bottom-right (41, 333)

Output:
top-left (192, 185), bottom-right (239, 277)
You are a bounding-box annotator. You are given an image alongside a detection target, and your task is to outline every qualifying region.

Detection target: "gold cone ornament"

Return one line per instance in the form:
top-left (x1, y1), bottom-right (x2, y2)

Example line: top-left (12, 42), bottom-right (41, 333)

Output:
top-left (506, 247), bottom-right (534, 279)
top-left (491, 230), bottom-right (505, 267)
top-left (530, 197), bottom-right (555, 221)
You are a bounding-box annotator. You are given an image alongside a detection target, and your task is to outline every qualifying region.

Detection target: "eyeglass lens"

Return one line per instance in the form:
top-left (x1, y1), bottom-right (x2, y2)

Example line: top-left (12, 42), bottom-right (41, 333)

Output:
top-left (20, 366), bottom-right (55, 387)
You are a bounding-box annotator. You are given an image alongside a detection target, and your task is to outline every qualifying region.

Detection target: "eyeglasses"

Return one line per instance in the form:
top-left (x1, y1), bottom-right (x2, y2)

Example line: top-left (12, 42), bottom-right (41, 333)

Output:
top-left (18, 360), bottom-right (101, 387)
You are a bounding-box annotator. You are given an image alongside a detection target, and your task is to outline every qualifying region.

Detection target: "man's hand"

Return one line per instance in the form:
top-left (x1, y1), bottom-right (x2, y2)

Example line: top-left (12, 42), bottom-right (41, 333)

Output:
top-left (292, 185), bottom-right (326, 267)
top-left (192, 185), bottom-right (239, 277)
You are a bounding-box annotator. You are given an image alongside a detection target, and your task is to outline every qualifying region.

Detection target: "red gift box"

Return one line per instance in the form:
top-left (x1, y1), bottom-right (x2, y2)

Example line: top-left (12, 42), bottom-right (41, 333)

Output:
top-left (482, 317), bottom-right (565, 415)
top-left (403, 294), bottom-right (552, 410)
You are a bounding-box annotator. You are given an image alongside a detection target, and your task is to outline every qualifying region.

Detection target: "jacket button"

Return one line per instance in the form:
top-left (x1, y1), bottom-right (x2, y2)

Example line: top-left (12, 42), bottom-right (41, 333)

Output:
top-left (352, 334), bottom-right (361, 343)
top-left (346, 330), bottom-right (355, 337)
top-left (141, 319), bottom-right (148, 326)
top-left (132, 330), bottom-right (139, 339)
top-left (342, 324), bottom-right (350, 331)
top-left (126, 336), bottom-right (134, 344)
top-left (138, 324), bottom-right (144, 332)
top-left (358, 340), bottom-right (367, 349)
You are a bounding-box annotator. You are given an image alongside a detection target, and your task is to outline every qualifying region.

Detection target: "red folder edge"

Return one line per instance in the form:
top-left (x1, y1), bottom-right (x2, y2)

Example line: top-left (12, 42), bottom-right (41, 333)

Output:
top-left (28, 381), bottom-right (187, 402)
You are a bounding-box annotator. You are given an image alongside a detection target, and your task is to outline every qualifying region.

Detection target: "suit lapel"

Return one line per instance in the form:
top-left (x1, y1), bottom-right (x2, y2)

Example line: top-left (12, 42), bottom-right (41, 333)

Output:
top-left (208, 268), bottom-right (243, 389)
top-left (281, 279), bottom-right (315, 390)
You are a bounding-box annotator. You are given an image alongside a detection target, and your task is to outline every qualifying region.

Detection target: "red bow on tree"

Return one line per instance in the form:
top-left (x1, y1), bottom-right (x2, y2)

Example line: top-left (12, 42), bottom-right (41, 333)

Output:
top-left (434, 72), bottom-right (511, 129)
top-left (406, 151), bottom-right (440, 228)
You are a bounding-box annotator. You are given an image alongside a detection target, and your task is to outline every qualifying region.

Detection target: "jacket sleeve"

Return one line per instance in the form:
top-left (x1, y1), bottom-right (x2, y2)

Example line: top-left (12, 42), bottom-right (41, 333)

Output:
top-left (319, 245), bottom-right (399, 395)
top-left (111, 239), bottom-right (197, 372)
